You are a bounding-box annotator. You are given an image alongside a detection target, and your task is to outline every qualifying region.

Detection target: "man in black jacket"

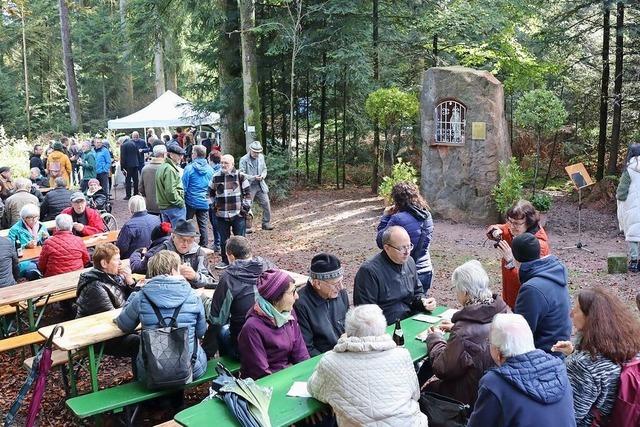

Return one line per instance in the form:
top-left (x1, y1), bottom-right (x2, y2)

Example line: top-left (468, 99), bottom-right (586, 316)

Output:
top-left (203, 236), bottom-right (274, 358)
top-left (120, 136), bottom-right (140, 200)
top-left (294, 253), bottom-right (349, 356)
top-left (354, 226), bottom-right (436, 324)
top-left (29, 145), bottom-right (46, 176)
top-left (40, 177), bottom-right (72, 221)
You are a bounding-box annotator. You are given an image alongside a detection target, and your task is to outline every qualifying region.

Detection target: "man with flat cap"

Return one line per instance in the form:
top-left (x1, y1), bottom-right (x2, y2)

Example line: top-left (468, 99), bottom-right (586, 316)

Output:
top-left (294, 253), bottom-right (349, 356)
top-left (239, 141), bottom-right (274, 232)
top-left (156, 141), bottom-right (186, 227)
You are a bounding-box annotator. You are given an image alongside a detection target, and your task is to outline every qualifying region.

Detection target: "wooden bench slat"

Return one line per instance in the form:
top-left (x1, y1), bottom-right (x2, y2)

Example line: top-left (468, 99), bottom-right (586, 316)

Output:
top-left (66, 356), bottom-right (240, 418)
top-left (154, 421), bottom-right (182, 427)
top-left (0, 331), bottom-right (45, 352)
top-left (23, 348), bottom-right (85, 370)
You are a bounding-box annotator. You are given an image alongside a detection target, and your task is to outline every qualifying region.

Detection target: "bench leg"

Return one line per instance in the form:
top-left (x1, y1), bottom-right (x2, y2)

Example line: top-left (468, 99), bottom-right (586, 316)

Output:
top-left (67, 351), bottom-right (78, 396)
top-left (123, 405), bottom-right (140, 427)
top-left (87, 345), bottom-right (100, 392)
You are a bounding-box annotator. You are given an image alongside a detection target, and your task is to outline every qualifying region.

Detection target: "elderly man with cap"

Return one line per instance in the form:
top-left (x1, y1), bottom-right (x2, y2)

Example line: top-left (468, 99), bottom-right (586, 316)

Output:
top-left (238, 268), bottom-right (309, 379)
top-left (61, 192), bottom-right (106, 236)
top-left (512, 232), bottom-right (571, 355)
top-left (0, 166), bottom-right (16, 200)
top-left (140, 144), bottom-right (166, 216)
top-left (129, 218), bottom-right (216, 289)
top-left (354, 225), bottom-right (437, 325)
top-left (155, 141), bottom-right (186, 227)
top-left (294, 253), bottom-right (349, 356)
top-left (239, 141), bottom-right (274, 232)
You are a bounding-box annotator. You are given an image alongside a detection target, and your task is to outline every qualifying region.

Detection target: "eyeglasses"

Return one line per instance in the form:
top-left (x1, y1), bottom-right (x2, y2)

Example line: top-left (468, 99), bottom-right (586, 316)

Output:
top-left (507, 218), bottom-right (526, 227)
top-left (387, 243), bottom-right (414, 254)
top-left (285, 286), bottom-right (300, 296)
top-left (322, 278), bottom-right (344, 290)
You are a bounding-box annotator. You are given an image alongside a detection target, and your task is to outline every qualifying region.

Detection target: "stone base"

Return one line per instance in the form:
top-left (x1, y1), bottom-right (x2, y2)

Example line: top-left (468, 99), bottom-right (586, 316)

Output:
top-left (607, 253), bottom-right (628, 274)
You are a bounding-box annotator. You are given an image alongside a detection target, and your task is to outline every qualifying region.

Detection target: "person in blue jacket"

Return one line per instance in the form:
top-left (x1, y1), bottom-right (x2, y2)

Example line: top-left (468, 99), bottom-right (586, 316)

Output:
top-left (467, 313), bottom-right (576, 427)
top-left (376, 182), bottom-right (434, 291)
top-left (182, 145), bottom-right (214, 247)
top-left (116, 249), bottom-right (208, 383)
top-left (512, 232), bottom-right (572, 355)
top-left (115, 195), bottom-right (161, 259)
top-left (93, 138), bottom-right (112, 197)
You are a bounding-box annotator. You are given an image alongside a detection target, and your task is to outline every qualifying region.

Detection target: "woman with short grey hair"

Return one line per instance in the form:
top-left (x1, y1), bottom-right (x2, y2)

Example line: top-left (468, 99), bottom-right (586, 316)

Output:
top-left (115, 194), bottom-right (160, 259)
top-left (308, 304), bottom-right (428, 426)
top-left (419, 259), bottom-right (509, 407)
top-left (8, 203), bottom-right (49, 280)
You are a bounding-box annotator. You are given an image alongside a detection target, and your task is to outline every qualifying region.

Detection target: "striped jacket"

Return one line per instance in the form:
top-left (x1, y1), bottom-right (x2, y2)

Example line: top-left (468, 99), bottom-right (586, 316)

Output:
top-left (209, 169), bottom-right (251, 219)
top-left (565, 350), bottom-right (620, 427)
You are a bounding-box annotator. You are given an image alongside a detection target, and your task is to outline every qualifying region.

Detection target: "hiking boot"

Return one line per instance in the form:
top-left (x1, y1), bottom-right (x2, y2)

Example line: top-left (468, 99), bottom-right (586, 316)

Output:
top-left (262, 223), bottom-right (274, 231)
top-left (215, 262), bottom-right (229, 270)
top-left (629, 260), bottom-right (639, 273)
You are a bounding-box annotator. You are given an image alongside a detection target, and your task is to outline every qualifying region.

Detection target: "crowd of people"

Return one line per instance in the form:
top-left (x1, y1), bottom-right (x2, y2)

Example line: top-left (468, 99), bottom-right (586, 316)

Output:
top-left (1, 129), bottom-right (640, 427)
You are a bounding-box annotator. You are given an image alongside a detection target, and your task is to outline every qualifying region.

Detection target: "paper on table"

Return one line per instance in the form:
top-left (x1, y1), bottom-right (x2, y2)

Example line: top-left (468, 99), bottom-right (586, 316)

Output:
top-left (287, 381), bottom-right (312, 398)
top-left (413, 313), bottom-right (441, 323)
top-left (438, 309), bottom-right (459, 321)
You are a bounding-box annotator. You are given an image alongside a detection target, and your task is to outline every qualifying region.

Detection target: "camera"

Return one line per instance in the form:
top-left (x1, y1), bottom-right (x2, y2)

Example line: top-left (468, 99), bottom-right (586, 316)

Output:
top-left (490, 228), bottom-right (502, 248)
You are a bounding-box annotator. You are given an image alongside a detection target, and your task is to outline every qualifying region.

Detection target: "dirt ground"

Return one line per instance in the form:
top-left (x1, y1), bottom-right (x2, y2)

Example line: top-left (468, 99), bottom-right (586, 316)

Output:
top-left (1, 186), bottom-right (637, 426)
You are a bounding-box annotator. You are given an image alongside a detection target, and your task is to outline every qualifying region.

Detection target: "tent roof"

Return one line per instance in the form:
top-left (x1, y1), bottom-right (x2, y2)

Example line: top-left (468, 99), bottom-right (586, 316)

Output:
top-left (107, 90), bottom-right (219, 129)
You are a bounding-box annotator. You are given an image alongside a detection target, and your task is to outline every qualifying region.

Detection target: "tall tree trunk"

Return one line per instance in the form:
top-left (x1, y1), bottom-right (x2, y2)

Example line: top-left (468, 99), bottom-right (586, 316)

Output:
top-left (269, 70), bottom-right (275, 148)
top-left (607, 0), bottom-right (624, 175)
top-left (295, 80), bottom-right (300, 170)
top-left (281, 58), bottom-right (288, 149)
top-left (154, 40), bottom-right (166, 97)
top-left (58, 0), bottom-right (81, 131)
top-left (596, 0), bottom-right (611, 181)
top-left (432, 33), bottom-right (438, 66)
top-left (317, 52), bottom-right (327, 185)
top-left (238, 0), bottom-right (262, 150)
top-left (165, 35), bottom-right (178, 93)
top-left (260, 74), bottom-right (268, 146)
top-left (371, 0), bottom-right (380, 193)
top-left (20, 3), bottom-right (30, 137)
top-left (342, 70), bottom-right (347, 189)
top-left (334, 84), bottom-right (339, 189)
top-left (305, 71), bottom-right (310, 181)
top-left (119, 0), bottom-right (134, 112)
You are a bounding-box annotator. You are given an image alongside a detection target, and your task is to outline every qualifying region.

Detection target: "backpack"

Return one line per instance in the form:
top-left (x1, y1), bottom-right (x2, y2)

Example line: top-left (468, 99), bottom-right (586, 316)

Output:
top-left (592, 358), bottom-right (640, 427)
top-left (140, 292), bottom-right (197, 390)
top-left (48, 160), bottom-right (62, 178)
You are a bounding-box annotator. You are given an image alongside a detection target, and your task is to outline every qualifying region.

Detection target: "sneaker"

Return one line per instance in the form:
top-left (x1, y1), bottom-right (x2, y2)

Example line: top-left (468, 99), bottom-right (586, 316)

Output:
top-left (630, 260), bottom-right (640, 273)
top-left (262, 224), bottom-right (274, 230)
top-left (215, 262), bottom-right (229, 270)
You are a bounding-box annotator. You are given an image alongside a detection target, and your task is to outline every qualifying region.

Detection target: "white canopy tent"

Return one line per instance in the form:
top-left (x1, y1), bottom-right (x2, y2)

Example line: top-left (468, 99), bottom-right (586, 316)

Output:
top-left (107, 90), bottom-right (219, 129)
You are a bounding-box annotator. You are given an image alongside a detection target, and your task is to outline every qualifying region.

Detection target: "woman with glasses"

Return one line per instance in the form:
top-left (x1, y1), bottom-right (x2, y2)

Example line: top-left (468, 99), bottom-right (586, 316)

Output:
top-left (486, 199), bottom-right (550, 308)
top-left (8, 203), bottom-right (49, 280)
top-left (376, 182), bottom-right (434, 291)
top-left (238, 268), bottom-right (309, 379)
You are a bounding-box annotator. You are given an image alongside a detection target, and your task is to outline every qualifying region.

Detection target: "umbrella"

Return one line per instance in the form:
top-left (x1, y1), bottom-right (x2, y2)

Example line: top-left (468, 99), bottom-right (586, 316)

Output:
top-left (4, 325), bottom-right (64, 427)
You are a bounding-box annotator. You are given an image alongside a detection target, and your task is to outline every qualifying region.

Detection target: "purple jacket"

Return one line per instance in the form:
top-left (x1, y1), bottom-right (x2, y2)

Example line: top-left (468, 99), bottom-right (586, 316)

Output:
top-left (238, 308), bottom-right (310, 379)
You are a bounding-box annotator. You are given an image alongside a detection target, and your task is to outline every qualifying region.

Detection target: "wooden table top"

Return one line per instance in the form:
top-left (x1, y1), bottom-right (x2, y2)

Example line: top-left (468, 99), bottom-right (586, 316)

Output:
top-left (39, 308), bottom-right (125, 351)
top-left (21, 229), bottom-right (119, 261)
top-left (0, 220), bottom-right (57, 238)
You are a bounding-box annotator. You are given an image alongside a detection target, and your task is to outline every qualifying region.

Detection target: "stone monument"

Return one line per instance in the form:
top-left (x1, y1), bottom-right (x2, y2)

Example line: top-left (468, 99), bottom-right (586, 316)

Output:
top-left (421, 66), bottom-right (511, 223)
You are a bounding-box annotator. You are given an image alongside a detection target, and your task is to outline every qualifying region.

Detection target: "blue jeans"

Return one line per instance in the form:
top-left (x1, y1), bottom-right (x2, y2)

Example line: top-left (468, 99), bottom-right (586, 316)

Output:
top-left (160, 206), bottom-right (186, 228)
top-left (186, 206), bottom-right (209, 247)
top-left (218, 324), bottom-right (239, 360)
top-left (418, 270), bottom-right (433, 293)
top-left (218, 215), bottom-right (246, 264)
top-left (208, 205), bottom-right (221, 248)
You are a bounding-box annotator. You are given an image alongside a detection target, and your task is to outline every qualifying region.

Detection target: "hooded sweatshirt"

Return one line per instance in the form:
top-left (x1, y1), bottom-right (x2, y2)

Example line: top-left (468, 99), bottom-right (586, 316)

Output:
top-left (467, 349), bottom-right (576, 427)
top-left (182, 158), bottom-right (214, 210)
top-left (514, 255), bottom-right (572, 354)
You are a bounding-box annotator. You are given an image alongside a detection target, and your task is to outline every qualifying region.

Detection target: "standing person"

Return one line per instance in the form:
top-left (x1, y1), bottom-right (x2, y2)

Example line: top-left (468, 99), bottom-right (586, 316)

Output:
top-left (486, 199), bottom-right (550, 308)
top-left (94, 138), bottom-right (112, 197)
top-left (239, 141), bottom-right (274, 231)
top-left (377, 182), bottom-right (434, 292)
top-left (616, 147), bottom-right (640, 272)
top-left (46, 142), bottom-right (72, 189)
top-left (176, 127), bottom-right (186, 147)
top-left (200, 131), bottom-right (213, 157)
top-left (120, 136), bottom-right (140, 200)
top-left (140, 144), bottom-right (166, 215)
top-left (29, 145), bottom-right (46, 177)
top-left (130, 131), bottom-right (148, 174)
top-left (207, 151), bottom-right (222, 252)
top-left (155, 142), bottom-right (186, 227)
top-left (182, 145), bottom-right (214, 247)
top-left (68, 139), bottom-right (82, 186)
top-left (181, 133), bottom-right (195, 168)
top-left (209, 154), bottom-right (251, 269)
top-left (79, 141), bottom-right (96, 192)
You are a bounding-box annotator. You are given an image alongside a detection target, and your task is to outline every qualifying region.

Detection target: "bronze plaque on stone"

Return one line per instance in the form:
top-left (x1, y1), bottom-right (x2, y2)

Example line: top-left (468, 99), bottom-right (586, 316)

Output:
top-left (471, 122), bottom-right (486, 140)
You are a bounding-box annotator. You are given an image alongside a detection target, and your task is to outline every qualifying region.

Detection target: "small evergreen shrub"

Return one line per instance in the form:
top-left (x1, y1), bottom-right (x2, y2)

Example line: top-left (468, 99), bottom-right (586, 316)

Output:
top-left (531, 192), bottom-right (552, 212)
top-left (264, 145), bottom-right (293, 203)
top-left (492, 157), bottom-right (524, 215)
top-left (378, 160), bottom-right (418, 204)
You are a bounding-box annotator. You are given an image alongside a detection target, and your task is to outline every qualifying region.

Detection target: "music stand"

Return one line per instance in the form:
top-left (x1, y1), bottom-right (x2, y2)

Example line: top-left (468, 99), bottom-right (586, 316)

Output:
top-left (563, 163), bottom-right (594, 253)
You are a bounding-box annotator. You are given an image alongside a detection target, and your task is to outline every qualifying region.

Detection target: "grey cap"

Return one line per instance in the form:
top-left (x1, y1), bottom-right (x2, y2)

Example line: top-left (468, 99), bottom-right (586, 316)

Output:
top-left (249, 141), bottom-right (263, 153)
top-left (166, 141), bottom-right (185, 155)
top-left (70, 192), bottom-right (86, 202)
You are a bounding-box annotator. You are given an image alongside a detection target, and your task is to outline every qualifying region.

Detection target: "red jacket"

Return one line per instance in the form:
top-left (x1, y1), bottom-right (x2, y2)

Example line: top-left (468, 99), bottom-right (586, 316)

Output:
top-left (38, 231), bottom-right (90, 277)
top-left (61, 206), bottom-right (105, 236)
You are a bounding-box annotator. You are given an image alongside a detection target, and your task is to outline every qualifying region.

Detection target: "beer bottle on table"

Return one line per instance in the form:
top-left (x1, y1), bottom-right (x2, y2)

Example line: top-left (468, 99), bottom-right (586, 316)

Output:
top-left (392, 319), bottom-right (404, 346)
top-left (15, 238), bottom-right (23, 258)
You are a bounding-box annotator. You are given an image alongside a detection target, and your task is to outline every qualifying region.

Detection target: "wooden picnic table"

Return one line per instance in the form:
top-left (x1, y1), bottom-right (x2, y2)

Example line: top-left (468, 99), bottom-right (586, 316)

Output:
top-left (21, 229), bottom-right (119, 261)
top-left (173, 306), bottom-right (448, 427)
top-left (0, 220), bottom-right (57, 238)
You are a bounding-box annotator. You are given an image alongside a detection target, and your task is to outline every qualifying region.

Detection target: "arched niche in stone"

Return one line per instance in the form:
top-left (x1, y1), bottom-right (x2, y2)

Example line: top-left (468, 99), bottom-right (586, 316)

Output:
top-left (433, 99), bottom-right (467, 145)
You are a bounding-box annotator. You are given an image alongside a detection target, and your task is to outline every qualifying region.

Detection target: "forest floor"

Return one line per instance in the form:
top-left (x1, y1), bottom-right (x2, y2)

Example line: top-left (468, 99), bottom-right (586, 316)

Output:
top-left (0, 186), bottom-right (637, 426)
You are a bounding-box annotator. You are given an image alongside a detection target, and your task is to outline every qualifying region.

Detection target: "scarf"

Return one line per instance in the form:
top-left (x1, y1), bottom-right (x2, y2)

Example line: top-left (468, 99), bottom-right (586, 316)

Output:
top-left (254, 295), bottom-right (292, 328)
top-left (22, 220), bottom-right (39, 240)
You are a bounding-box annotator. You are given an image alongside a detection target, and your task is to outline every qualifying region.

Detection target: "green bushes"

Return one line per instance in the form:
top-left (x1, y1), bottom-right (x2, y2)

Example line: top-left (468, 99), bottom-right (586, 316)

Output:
top-left (531, 192), bottom-right (552, 212)
top-left (492, 157), bottom-right (524, 215)
top-left (264, 145), bottom-right (293, 203)
top-left (378, 160), bottom-right (418, 204)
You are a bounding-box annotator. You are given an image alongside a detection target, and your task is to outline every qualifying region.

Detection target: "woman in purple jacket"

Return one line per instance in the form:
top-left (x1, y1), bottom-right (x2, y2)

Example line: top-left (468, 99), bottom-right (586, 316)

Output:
top-left (238, 268), bottom-right (309, 379)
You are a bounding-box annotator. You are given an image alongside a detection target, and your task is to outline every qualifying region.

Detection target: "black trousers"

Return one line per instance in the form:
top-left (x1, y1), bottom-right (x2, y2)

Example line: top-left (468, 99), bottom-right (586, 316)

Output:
top-left (124, 166), bottom-right (139, 198)
top-left (186, 205), bottom-right (209, 247)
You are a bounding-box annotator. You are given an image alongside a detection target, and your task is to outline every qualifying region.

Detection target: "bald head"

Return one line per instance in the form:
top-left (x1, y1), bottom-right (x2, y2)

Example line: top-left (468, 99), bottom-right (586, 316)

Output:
top-left (221, 154), bottom-right (235, 173)
top-left (132, 131), bottom-right (139, 139)
top-left (382, 226), bottom-right (412, 265)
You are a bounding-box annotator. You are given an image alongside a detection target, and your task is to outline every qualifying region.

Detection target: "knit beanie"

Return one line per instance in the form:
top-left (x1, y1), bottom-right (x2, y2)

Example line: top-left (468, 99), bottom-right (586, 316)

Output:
top-left (151, 222), bottom-right (172, 241)
top-left (257, 269), bottom-right (292, 302)
top-left (512, 232), bottom-right (541, 263)
top-left (309, 253), bottom-right (343, 280)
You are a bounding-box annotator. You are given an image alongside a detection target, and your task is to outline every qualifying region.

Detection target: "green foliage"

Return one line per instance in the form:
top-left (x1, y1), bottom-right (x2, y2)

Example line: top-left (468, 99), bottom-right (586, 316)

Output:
top-left (492, 158), bottom-right (525, 215)
top-left (365, 88), bottom-right (419, 130)
top-left (531, 192), bottom-right (552, 212)
top-left (378, 160), bottom-right (418, 204)
top-left (265, 145), bottom-right (293, 203)
top-left (514, 89), bottom-right (568, 135)
top-left (0, 127), bottom-right (32, 178)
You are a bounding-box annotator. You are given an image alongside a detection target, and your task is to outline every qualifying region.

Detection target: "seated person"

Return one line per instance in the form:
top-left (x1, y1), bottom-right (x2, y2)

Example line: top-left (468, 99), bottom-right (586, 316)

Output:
top-left (308, 305), bottom-right (428, 426)
top-left (294, 253), bottom-right (349, 356)
top-left (8, 204), bottom-right (50, 280)
top-left (38, 214), bottom-right (90, 277)
top-left (3, 178), bottom-right (39, 227)
top-left (0, 166), bottom-right (15, 201)
top-left (75, 243), bottom-right (139, 360)
top-left (419, 260), bottom-right (509, 406)
top-left (61, 192), bottom-right (106, 237)
top-left (552, 288), bottom-right (640, 427)
top-left (354, 226), bottom-right (436, 324)
top-left (237, 269), bottom-right (309, 379)
top-left (29, 167), bottom-right (49, 188)
top-left (204, 236), bottom-right (274, 358)
top-left (466, 313), bottom-right (575, 427)
top-left (115, 195), bottom-right (160, 259)
top-left (0, 236), bottom-right (19, 287)
top-left (40, 177), bottom-right (72, 221)
top-left (129, 219), bottom-right (215, 289)
top-left (115, 250), bottom-right (207, 382)
top-left (85, 178), bottom-right (107, 211)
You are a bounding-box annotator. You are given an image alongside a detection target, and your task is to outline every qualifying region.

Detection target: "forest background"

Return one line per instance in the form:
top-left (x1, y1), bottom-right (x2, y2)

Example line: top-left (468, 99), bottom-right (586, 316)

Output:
top-left (1, 0), bottom-right (639, 198)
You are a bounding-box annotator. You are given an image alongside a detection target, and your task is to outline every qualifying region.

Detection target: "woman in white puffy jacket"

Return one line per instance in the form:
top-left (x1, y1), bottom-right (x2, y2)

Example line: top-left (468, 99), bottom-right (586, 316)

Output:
top-left (307, 304), bottom-right (428, 427)
top-left (616, 146), bottom-right (640, 272)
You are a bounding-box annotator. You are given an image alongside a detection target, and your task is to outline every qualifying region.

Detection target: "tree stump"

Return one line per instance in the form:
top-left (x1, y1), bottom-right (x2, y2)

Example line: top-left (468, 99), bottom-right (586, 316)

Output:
top-left (608, 253), bottom-right (628, 274)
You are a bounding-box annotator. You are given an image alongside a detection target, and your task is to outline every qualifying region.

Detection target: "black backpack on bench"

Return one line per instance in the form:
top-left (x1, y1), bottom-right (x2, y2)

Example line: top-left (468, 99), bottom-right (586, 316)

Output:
top-left (140, 292), bottom-right (197, 390)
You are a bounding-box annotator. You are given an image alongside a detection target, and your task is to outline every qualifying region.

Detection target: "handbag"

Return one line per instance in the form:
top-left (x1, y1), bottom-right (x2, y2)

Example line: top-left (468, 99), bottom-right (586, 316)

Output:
top-left (419, 391), bottom-right (470, 427)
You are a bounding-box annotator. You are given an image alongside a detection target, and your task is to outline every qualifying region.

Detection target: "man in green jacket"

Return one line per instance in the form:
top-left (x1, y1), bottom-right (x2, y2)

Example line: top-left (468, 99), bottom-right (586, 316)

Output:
top-left (155, 142), bottom-right (186, 227)
top-left (80, 141), bottom-right (96, 192)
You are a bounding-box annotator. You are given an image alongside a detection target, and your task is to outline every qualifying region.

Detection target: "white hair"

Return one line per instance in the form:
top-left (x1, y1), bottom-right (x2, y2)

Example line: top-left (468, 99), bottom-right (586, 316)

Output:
top-left (55, 213), bottom-right (73, 231)
top-left (452, 260), bottom-right (493, 301)
top-left (128, 195), bottom-right (146, 213)
top-left (30, 167), bottom-right (40, 175)
top-left (15, 178), bottom-right (32, 191)
top-left (345, 305), bottom-right (387, 337)
top-left (490, 313), bottom-right (535, 358)
top-left (20, 203), bottom-right (40, 219)
top-left (153, 144), bottom-right (167, 157)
